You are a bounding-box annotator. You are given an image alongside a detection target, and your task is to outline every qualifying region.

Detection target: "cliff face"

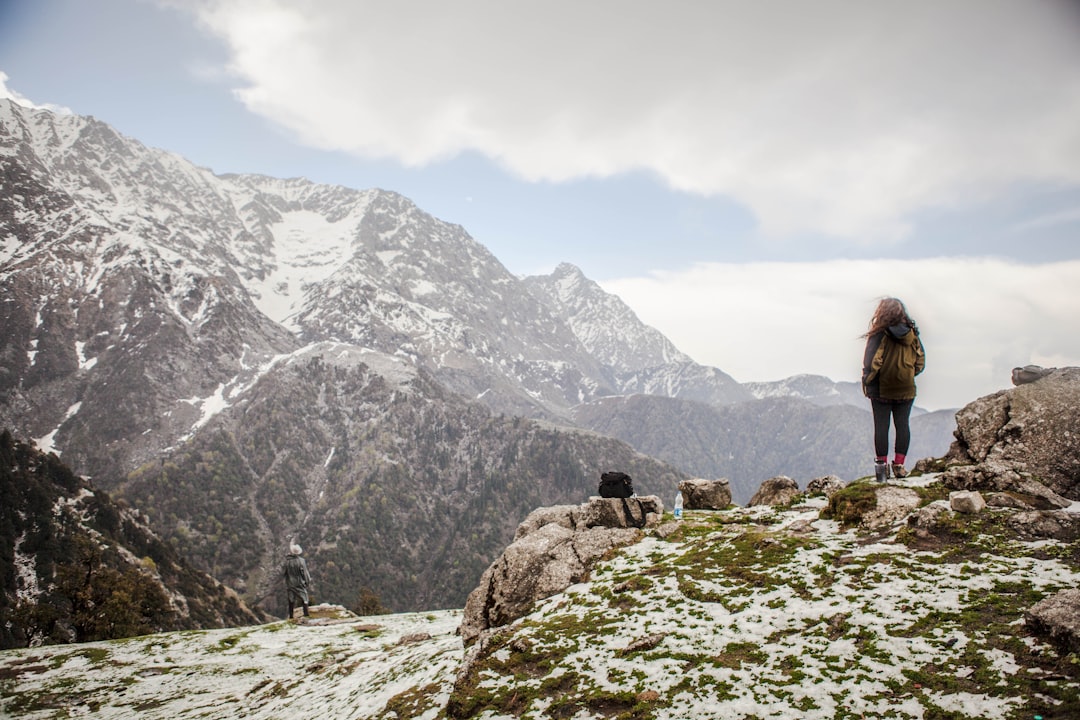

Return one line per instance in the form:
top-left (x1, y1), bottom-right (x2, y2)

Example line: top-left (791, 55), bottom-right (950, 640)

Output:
top-left (945, 366), bottom-right (1080, 500)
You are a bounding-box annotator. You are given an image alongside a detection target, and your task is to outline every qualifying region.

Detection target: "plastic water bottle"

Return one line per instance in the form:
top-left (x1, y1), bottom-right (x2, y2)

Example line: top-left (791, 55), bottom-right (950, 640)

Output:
top-left (673, 491), bottom-right (683, 520)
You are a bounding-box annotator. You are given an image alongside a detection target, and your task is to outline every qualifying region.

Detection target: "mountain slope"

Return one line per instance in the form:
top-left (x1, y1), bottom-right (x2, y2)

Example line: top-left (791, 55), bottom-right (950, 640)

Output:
top-left (0, 97), bottom-right (955, 620)
top-left (0, 430), bottom-right (263, 649)
top-left (117, 343), bottom-right (688, 615)
top-left (524, 262), bottom-right (751, 406)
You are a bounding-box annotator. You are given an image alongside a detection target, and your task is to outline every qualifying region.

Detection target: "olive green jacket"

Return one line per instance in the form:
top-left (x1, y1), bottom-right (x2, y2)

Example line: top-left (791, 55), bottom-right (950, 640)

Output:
top-left (862, 324), bottom-right (925, 401)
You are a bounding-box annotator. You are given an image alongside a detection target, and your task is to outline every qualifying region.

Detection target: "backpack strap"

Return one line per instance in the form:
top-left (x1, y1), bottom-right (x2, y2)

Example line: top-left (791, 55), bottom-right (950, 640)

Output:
top-left (620, 497), bottom-right (647, 529)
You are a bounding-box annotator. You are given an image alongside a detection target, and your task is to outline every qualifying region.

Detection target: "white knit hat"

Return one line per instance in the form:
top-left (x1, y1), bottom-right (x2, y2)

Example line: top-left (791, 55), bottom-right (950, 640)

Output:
top-left (290, 543), bottom-right (302, 555)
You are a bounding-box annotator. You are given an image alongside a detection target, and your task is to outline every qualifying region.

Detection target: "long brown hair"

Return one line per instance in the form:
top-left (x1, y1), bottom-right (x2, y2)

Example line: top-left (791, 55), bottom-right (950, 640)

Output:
top-left (863, 297), bottom-right (915, 337)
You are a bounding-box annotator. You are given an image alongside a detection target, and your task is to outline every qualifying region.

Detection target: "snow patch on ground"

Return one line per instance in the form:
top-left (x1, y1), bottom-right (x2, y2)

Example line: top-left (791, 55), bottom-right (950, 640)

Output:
top-left (1, 606), bottom-right (463, 720)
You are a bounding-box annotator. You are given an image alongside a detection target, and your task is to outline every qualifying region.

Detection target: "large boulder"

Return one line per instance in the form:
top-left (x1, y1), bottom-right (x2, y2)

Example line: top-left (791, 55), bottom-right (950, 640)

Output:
top-left (945, 367), bottom-right (1080, 500)
top-left (458, 497), bottom-right (661, 646)
top-left (678, 478), bottom-right (732, 510)
top-left (749, 476), bottom-right (800, 507)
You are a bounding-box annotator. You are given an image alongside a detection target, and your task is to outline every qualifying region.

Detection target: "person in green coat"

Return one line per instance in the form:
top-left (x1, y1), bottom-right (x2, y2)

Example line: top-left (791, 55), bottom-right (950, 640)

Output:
top-left (861, 297), bottom-right (926, 481)
top-left (283, 543), bottom-right (311, 619)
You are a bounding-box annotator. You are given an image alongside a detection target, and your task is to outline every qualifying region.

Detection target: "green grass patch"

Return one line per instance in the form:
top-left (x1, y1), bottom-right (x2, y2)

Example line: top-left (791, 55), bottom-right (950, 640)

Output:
top-left (820, 480), bottom-right (879, 527)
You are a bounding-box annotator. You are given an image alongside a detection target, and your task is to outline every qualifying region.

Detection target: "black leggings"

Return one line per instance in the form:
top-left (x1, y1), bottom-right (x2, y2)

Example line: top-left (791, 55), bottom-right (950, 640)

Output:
top-left (871, 399), bottom-right (913, 459)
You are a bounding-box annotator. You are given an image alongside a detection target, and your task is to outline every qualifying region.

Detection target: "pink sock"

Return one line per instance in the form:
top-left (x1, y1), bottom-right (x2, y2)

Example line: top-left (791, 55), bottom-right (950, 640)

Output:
top-left (876, 456), bottom-right (887, 464)
top-left (893, 454), bottom-right (906, 465)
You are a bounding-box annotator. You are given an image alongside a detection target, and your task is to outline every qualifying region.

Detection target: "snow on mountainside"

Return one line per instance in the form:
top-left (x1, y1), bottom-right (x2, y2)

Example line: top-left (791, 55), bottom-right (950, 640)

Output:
top-left (745, 373), bottom-right (868, 409)
top-left (0, 98), bottom-right (612, 450)
top-left (523, 262), bottom-right (691, 374)
top-left (1, 95), bottom-right (695, 616)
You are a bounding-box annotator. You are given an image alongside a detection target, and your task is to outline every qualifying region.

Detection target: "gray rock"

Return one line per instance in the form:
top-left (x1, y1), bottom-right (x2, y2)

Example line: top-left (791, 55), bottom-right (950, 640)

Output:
top-left (941, 462), bottom-right (1071, 510)
top-left (678, 478), bottom-right (732, 510)
top-left (618, 633), bottom-right (667, 656)
top-left (949, 491), bottom-right (986, 514)
top-left (514, 505), bottom-right (581, 540)
top-left (580, 496), bottom-right (664, 529)
top-left (653, 521), bottom-right (682, 539)
top-left (946, 367), bottom-right (1080, 499)
top-left (1025, 588), bottom-right (1080, 653)
top-left (984, 492), bottom-right (1038, 510)
top-left (749, 476), bottom-right (800, 507)
top-left (908, 502), bottom-right (952, 530)
top-left (805, 475), bottom-right (845, 497)
top-left (786, 518), bottom-right (818, 534)
top-left (459, 497), bottom-right (661, 645)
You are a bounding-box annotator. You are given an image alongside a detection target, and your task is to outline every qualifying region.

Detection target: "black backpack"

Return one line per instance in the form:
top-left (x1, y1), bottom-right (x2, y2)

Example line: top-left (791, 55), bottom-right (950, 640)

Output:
top-left (598, 471), bottom-right (634, 498)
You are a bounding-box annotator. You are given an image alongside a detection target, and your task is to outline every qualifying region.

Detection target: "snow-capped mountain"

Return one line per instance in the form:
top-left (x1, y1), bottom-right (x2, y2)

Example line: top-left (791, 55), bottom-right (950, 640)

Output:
top-left (744, 373), bottom-right (868, 408)
top-left (523, 262), bottom-right (690, 374)
top-left (0, 98), bottom-right (616, 429)
top-left (524, 262), bottom-right (751, 406)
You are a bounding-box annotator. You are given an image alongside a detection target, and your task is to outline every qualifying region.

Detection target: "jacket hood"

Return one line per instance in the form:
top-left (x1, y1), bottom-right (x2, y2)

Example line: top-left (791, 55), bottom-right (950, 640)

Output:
top-left (886, 323), bottom-right (918, 345)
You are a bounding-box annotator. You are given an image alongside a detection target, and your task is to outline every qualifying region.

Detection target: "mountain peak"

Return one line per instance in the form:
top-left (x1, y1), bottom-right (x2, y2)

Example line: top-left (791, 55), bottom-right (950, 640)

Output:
top-left (525, 263), bottom-right (692, 376)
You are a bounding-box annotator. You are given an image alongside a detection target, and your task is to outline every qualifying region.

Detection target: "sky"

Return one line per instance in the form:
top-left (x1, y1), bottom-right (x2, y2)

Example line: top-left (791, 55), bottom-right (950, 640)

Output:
top-left (2, 0), bottom-right (1080, 411)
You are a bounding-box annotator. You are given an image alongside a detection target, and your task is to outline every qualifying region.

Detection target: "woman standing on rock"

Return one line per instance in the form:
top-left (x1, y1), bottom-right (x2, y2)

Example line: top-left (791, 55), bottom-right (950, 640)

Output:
top-left (862, 297), bottom-right (925, 482)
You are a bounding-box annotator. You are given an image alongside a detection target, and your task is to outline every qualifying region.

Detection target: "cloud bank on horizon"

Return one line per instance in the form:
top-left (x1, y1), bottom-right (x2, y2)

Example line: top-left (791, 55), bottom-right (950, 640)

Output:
top-left (182, 0), bottom-right (1080, 244)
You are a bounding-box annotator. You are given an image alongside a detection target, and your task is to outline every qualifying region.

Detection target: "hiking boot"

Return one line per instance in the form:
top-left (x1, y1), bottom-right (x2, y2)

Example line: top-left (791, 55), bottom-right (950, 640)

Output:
top-left (891, 463), bottom-right (908, 479)
top-left (874, 462), bottom-right (889, 483)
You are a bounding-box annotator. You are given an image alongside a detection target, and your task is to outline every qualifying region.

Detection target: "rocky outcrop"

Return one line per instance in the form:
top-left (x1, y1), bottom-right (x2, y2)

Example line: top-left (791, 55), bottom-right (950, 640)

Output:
top-left (945, 367), bottom-right (1080, 500)
top-left (458, 496), bottom-right (663, 646)
top-left (678, 478), bottom-right (732, 510)
top-left (1025, 588), bottom-right (1080, 653)
top-left (749, 476), bottom-right (800, 507)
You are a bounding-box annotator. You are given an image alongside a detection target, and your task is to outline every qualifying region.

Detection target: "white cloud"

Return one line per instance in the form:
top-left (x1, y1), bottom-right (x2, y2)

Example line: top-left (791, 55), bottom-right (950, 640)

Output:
top-left (0, 71), bottom-right (71, 114)
top-left (181, 0), bottom-right (1080, 245)
top-left (600, 258), bottom-right (1080, 411)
